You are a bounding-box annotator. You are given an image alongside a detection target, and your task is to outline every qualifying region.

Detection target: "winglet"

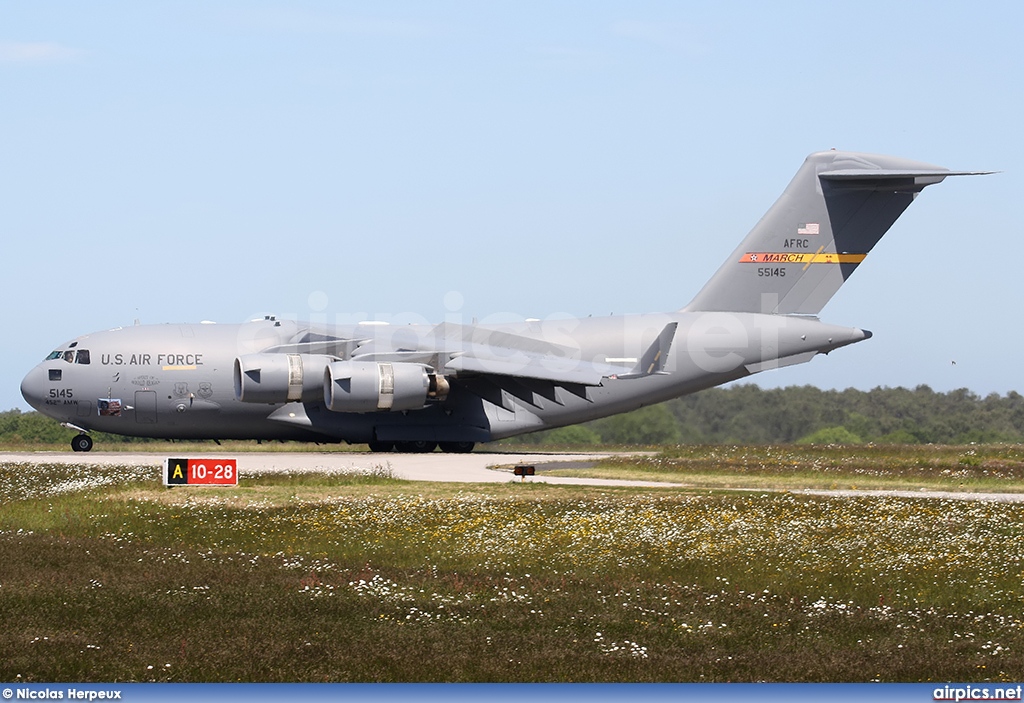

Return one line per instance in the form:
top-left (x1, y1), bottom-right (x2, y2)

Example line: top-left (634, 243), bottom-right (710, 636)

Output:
top-left (619, 322), bottom-right (678, 378)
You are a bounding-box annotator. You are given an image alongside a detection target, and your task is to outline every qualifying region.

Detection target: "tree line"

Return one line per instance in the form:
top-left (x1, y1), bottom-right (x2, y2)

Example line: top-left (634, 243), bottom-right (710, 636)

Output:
top-left (2, 384), bottom-right (1023, 447)
top-left (516, 384), bottom-right (1024, 446)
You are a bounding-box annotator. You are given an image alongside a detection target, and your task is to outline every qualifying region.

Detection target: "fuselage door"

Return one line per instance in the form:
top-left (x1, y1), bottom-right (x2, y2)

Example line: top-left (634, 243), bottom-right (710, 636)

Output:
top-left (135, 390), bottom-right (158, 424)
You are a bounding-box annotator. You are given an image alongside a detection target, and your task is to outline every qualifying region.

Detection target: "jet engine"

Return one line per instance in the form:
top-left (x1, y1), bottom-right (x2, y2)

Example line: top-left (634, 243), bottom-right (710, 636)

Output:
top-left (234, 353), bottom-right (333, 404)
top-left (324, 360), bottom-right (445, 413)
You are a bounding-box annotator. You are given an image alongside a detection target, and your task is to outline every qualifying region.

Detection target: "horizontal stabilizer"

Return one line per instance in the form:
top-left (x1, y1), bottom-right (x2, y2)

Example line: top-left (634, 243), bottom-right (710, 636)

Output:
top-left (819, 169), bottom-right (993, 181)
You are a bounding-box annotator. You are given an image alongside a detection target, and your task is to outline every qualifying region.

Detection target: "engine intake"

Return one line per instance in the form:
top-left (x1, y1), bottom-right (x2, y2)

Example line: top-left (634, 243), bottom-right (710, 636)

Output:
top-left (234, 354), bottom-right (332, 404)
top-left (324, 360), bottom-right (436, 413)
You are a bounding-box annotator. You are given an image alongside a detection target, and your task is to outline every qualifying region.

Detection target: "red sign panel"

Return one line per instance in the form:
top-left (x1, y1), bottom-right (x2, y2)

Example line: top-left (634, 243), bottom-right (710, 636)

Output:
top-left (164, 458), bottom-right (238, 486)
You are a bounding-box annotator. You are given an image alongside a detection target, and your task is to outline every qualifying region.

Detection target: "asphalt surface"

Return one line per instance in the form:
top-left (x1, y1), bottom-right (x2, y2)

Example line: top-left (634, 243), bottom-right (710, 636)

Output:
top-left (4, 451), bottom-right (1024, 501)
top-left (0, 450), bottom-right (677, 488)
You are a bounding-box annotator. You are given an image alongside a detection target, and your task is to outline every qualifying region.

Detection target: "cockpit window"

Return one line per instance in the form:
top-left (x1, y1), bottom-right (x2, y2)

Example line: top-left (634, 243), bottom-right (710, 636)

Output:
top-left (45, 349), bottom-right (90, 364)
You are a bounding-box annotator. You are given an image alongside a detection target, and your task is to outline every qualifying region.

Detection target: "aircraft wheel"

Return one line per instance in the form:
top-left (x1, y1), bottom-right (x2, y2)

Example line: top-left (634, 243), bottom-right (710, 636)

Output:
top-left (439, 441), bottom-right (475, 454)
top-left (367, 440), bottom-right (394, 453)
top-left (71, 434), bottom-right (93, 453)
top-left (395, 440), bottom-right (437, 453)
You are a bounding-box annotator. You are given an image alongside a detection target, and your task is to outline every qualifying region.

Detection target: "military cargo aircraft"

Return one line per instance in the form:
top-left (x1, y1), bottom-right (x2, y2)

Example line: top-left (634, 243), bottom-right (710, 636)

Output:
top-left (21, 151), bottom-right (987, 453)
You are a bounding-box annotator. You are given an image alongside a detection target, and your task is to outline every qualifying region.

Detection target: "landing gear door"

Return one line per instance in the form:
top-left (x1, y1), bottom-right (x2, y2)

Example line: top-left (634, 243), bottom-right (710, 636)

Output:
top-left (135, 390), bottom-right (157, 424)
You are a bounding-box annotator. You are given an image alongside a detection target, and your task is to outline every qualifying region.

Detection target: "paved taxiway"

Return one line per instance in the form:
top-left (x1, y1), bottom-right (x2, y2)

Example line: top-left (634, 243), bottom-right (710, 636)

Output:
top-left (0, 451), bottom-right (677, 488)
top-left (4, 451), bottom-right (1024, 501)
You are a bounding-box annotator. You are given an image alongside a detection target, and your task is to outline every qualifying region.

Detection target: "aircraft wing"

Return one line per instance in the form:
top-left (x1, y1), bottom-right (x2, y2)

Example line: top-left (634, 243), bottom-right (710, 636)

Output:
top-left (350, 321), bottom-right (678, 387)
top-left (256, 320), bottom-right (679, 412)
top-left (444, 352), bottom-right (628, 386)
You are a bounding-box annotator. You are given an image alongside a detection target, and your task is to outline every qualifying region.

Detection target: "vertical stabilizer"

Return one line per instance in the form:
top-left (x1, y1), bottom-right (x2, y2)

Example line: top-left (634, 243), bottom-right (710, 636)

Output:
top-left (683, 151), bottom-right (984, 315)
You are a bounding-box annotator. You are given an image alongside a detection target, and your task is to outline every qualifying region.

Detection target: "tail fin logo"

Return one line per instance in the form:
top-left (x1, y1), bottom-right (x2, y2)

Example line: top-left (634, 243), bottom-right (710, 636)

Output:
top-left (797, 223), bottom-right (820, 235)
top-left (739, 252), bottom-right (867, 265)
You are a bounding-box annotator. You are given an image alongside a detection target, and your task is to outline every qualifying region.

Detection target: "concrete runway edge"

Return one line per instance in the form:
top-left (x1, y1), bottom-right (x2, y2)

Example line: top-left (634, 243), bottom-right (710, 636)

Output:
top-left (4, 451), bottom-right (1024, 500)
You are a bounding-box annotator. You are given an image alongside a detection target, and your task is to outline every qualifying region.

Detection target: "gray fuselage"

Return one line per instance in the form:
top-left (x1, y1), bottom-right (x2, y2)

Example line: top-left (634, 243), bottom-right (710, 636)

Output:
top-left (20, 313), bottom-right (867, 445)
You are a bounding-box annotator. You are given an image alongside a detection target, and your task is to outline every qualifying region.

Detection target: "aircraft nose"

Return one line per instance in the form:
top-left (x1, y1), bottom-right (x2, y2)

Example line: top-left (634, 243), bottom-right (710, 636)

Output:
top-left (21, 365), bottom-right (47, 412)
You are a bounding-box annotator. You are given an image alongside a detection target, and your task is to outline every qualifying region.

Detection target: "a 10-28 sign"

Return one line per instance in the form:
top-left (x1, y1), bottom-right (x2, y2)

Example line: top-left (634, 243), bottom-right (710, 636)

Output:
top-left (164, 458), bottom-right (238, 486)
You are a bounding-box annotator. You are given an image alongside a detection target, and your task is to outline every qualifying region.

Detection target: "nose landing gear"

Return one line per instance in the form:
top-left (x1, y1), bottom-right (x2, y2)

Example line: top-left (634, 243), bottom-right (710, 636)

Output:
top-left (71, 434), bottom-right (94, 452)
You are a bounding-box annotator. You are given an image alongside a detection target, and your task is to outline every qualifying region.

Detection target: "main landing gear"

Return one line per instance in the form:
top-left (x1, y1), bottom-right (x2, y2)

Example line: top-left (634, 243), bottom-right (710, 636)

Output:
top-left (438, 441), bottom-right (475, 454)
top-left (367, 440), bottom-right (475, 454)
top-left (71, 434), bottom-right (94, 452)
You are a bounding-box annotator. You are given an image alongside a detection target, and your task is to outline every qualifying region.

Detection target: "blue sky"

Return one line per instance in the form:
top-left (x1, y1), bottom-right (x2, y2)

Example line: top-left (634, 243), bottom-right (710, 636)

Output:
top-left (2, 1), bottom-right (1022, 411)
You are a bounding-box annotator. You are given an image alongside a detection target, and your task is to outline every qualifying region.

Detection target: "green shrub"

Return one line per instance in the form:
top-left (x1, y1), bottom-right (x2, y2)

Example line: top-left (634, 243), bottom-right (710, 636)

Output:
top-left (796, 426), bottom-right (863, 445)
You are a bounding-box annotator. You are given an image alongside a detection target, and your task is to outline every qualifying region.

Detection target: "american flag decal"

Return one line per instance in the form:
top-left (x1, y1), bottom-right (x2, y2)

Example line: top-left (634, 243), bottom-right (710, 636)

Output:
top-left (797, 223), bottom-right (820, 235)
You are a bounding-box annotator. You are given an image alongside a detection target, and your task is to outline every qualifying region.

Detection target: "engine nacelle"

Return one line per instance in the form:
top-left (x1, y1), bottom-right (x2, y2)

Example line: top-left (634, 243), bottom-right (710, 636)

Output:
top-left (234, 354), bottom-right (333, 404)
top-left (324, 361), bottom-right (432, 413)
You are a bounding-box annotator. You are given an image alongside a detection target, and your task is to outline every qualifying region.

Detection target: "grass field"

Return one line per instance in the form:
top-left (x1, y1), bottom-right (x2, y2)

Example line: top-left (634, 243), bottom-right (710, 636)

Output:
top-left (2, 446), bottom-right (1024, 682)
top-left (549, 444), bottom-right (1024, 493)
